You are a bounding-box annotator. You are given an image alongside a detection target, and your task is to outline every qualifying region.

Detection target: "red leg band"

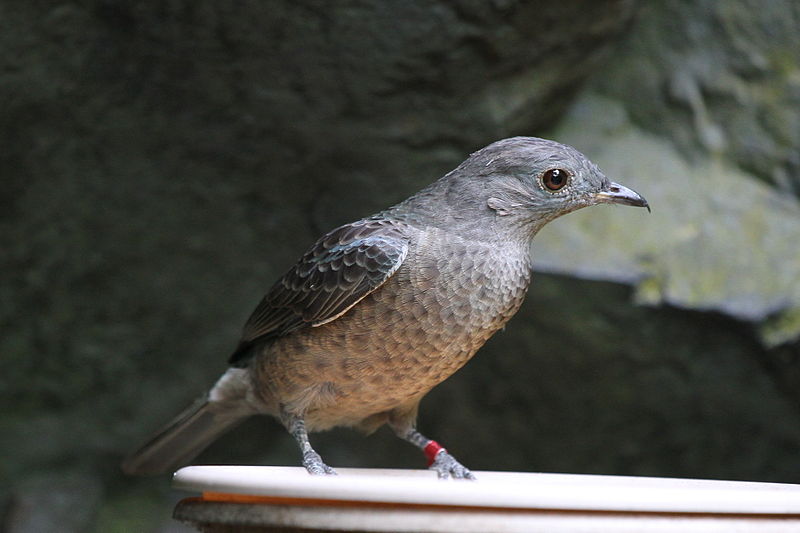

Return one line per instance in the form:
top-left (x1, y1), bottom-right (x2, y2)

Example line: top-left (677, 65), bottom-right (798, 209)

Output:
top-left (423, 440), bottom-right (445, 466)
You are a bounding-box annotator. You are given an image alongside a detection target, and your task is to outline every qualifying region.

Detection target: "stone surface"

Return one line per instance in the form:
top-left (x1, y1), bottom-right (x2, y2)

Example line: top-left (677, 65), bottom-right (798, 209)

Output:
top-left (528, 0), bottom-right (800, 345)
top-left (535, 94), bottom-right (800, 345)
top-left (593, 0), bottom-right (800, 197)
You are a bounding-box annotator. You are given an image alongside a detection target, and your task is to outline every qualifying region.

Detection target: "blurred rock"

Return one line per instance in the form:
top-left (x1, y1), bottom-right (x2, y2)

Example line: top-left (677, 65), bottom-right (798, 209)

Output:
top-left (3, 0), bottom-right (800, 531)
top-left (537, 94), bottom-right (800, 346)
top-left (593, 0), bottom-right (800, 197)
top-left (3, 471), bottom-right (102, 533)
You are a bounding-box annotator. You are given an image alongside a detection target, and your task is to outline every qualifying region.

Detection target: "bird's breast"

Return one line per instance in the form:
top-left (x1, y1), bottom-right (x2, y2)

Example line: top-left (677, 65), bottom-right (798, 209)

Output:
top-left (251, 230), bottom-right (532, 425)
top-left (402, 231), bottom-right (532, 338)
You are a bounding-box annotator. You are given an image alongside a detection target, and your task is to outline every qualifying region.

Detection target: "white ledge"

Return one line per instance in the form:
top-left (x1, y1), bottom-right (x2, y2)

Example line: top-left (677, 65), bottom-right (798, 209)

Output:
top-left (173, 465), bottom-right (800, 515)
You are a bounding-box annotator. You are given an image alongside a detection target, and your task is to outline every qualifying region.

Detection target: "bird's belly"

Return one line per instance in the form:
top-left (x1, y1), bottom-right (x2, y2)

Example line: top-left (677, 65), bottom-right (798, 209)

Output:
top-left (252, 249), bottom-right (531, 429)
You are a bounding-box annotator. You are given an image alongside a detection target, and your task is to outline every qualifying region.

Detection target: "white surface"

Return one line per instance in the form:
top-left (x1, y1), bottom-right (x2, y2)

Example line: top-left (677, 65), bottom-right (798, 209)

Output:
top-left (175, 500), bottom-right (800, 533)
top-left (172, 466), bottom-right (800, 515)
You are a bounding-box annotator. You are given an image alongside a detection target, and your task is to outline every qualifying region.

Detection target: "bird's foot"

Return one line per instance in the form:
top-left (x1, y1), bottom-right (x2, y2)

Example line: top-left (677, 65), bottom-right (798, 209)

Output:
top-left (429, 450), bottom-right (475, 480)
top-left (302, 450), bottom-right (337, 475)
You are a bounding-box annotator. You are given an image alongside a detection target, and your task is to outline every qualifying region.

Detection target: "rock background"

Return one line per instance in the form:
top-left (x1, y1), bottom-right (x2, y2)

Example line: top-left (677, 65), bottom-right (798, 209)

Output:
top-left (2, 1), bottom-right (799, 531)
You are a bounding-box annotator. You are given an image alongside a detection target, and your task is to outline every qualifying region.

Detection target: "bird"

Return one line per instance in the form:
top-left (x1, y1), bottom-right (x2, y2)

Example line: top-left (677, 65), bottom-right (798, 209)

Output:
top-left (122, 136), bottom-right (648, 479)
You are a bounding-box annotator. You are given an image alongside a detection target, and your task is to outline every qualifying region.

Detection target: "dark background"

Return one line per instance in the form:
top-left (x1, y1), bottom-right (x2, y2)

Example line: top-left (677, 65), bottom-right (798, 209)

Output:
top-left (2, 1), bottom-right (800, 531)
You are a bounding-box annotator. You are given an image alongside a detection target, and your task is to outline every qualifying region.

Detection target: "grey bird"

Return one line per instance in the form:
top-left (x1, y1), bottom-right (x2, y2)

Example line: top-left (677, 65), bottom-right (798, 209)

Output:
top-left (122, 136), bottom-right (648, 479)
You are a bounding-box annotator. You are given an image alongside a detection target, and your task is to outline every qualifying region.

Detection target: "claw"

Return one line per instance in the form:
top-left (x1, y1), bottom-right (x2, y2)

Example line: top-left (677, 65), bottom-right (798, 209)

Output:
top-left (302, 450), bottom-right (337, 475)
top-left (429, 450), bottom-right (475, 480)
top-left (285, 413), bottom-right (337, 476)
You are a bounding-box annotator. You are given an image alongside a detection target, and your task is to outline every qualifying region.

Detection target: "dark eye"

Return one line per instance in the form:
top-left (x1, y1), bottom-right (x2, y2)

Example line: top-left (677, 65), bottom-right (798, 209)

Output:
top-left (541, 168), bottom-right (568, 192)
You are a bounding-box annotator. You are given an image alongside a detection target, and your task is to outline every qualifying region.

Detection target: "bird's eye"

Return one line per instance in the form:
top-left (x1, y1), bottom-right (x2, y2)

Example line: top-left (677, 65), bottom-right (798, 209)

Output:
top-left (541, 168), bottom-right (569, 192)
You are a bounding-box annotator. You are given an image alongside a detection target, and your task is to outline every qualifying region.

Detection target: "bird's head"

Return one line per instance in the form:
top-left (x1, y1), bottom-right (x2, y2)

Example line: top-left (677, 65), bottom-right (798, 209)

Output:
top-left (438, 136), bottom-right (648, 237)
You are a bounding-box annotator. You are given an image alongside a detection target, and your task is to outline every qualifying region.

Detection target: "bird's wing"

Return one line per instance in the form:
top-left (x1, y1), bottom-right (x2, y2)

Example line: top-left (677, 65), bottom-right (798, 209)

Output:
top-left (228, 218), bottom-right (410, 366)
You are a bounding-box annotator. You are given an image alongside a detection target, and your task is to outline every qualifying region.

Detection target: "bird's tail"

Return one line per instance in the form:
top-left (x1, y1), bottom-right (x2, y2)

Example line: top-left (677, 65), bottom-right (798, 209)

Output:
top-left (121, 395), bottom-right (253, 476)
top-left (123, 367), bottom-right (262, 476)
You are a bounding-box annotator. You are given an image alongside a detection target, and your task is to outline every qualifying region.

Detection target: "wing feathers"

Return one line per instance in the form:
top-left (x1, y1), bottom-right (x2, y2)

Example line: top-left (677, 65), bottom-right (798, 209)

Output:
top-left (229, 219), bottom-right (410, 366)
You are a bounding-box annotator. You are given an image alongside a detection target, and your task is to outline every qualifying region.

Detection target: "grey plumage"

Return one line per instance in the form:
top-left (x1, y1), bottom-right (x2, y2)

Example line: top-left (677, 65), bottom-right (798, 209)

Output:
top-left (122, 136), bottom-right (648, 479)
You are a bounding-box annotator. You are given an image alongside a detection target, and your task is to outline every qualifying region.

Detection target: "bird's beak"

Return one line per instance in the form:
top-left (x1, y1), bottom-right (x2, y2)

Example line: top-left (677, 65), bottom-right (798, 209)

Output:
top-left (595, 182), bottom-right (650, 212)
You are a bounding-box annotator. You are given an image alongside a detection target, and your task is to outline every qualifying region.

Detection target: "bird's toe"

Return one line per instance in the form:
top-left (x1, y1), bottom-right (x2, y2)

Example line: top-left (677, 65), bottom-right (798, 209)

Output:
top-left (429, 450), bottom-right (475, 480)
top-left (303, 450), bottom-right (337, 475)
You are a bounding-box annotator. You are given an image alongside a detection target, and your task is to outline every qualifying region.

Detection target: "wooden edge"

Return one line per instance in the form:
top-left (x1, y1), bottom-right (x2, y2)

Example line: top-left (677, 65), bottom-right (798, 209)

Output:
top-left (188, 493), bottom-right (800, 519)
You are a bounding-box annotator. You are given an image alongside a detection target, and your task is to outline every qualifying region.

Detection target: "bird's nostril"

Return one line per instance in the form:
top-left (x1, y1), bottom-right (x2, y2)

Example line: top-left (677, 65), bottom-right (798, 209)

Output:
top-left (609, 185), bottom-right (620, 193)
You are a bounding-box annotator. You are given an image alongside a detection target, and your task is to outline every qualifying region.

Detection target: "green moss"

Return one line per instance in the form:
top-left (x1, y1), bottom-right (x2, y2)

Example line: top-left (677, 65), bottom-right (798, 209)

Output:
top-left (760, 308), bottom-right (800, 348)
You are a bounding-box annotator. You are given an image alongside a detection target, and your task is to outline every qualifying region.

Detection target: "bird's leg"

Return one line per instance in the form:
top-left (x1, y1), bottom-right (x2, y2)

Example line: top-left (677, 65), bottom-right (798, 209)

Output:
top-left (282, 412), bottom-right (336, 475)
top-left (393, 426), bottom-right (476, 480)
